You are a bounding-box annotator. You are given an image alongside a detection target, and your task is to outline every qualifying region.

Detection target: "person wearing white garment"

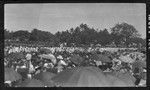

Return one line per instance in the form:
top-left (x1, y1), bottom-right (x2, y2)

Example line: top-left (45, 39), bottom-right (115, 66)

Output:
top-left (57, 55), bottom-right (63, 60)
top-left (56, 65), bottom-right (64, 73)
top-left (94, 60), bottom-right (102, 66)
top-left (48, 53), bottom-right (57, 65)
top-left (5, 81), bottom-right (12, 87)
top-left (58, 59), bottom-right (68, 66)
top-left (26, 53), bottom-right (35, 79)
top-left (137, 68), bottom-right (146, 86)
top-left (111, 58), bottom-right (122, 71)
top-left (56, 58), bottom-right (68, 73)
top-left (8, 49), bottom-right (12, 54)
top-left (14, 47), bottom-right (19, 53)
top-left (26, 53), bottom-right (32, 61)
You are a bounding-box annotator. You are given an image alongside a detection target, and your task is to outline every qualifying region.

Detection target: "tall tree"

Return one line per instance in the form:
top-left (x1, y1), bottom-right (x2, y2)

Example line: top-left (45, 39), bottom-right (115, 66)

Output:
top-left (29, 28), bottom-right (55, 42)
top-left (29, 29), bottom-right (39, 41)
top-left (111, 22), bottom-right (141, 46)
top-left (97, 29), bottom-right (112, 46)
top-left (12, 30), bottom-right (30, 41)
top-left (4, 29), bottom-right (12, 39)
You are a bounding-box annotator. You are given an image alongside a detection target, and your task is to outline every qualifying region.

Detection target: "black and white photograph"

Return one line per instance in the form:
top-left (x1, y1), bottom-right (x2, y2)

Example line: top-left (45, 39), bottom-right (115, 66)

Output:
top-left (4, 3), bottom-right (147, 87)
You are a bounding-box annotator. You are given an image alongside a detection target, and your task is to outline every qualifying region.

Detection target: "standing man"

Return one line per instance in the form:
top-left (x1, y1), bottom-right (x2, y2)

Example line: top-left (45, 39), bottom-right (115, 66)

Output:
top-left (26, 53), bottom-right (35, 79)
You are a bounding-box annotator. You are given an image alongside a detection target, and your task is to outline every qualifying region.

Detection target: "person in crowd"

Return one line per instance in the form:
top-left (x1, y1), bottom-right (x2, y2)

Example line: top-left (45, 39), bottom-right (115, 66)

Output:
top-left (26, 53), bottom-right (35, 79)
top-left (132, 67), bottom-right (143, 86)
top-left (4, 81), bottom-right (12, 87)
top-left (106, 62), bottom-right (113, 71)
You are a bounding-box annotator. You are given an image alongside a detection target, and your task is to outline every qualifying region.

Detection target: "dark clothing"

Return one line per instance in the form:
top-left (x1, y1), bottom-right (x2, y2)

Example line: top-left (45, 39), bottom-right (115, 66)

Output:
top-left (134, 74), bottom-right (141, 85)
top-left (107, 62), bottom-right (113, 69)
top-left (17, 68), bottom-right (28, 80)
top-left (98, 65), bottom-right (107, 71)
top-left (4, 83), bottom-right (11, 87)
top-left (134, 67), bottom-right (140, 74)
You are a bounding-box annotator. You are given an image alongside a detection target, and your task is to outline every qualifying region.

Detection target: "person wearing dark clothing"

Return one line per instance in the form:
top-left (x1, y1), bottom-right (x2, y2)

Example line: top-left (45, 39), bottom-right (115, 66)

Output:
top-left (107, 62), bottom-right (113, 70)
top-left (133, 67), bottom-right (142, 85)
top-left (4, 83), bottom-right (10, 87)
top-left (98, 63), bottom-right (108, 71)
top-left (134, 74), bottom-right (142, 85)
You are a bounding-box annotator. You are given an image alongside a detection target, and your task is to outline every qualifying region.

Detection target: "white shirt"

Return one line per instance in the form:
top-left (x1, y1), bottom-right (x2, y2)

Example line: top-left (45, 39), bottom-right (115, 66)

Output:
top-left (57, 55), bottom-right (63, 59)
top-left (26, 53), bottom-right (32, 60)
top-left (57, 65), bottom-right (63, 73)
top-left (28, 61), bottom-right (35, 73)
top-left (139, 79), bottom-right (146, 86)
top-left (58, 60), bottom-right (67, 66)
top-left (95, 61), bottom-right (102, 66)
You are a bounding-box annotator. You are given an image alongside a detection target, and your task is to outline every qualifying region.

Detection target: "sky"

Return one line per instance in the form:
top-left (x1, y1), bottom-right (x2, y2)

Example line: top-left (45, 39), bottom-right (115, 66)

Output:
top-left (5, 3), bottom-right (146, 38)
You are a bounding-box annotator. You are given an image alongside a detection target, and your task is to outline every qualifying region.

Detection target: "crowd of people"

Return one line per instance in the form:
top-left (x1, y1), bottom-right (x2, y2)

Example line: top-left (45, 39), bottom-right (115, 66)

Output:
top-left (4, 45), bottom-right (147, 87)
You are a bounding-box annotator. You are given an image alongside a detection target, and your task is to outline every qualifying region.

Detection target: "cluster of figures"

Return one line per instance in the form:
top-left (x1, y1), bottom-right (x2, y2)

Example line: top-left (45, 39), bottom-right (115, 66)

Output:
top-left (4, 46), bottom-right (146, 87)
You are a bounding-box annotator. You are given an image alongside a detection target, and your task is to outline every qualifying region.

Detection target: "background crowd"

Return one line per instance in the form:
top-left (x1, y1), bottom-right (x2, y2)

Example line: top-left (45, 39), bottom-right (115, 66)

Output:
top-left (4, 45), bottom-right (146, 87)
top-left (4, 22), bottom-right (147, 87)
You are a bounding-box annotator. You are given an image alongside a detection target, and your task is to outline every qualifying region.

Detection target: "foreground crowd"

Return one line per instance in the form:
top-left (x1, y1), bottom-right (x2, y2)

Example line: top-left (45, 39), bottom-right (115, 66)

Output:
top-left (4, 46), bottom-right (146, 87)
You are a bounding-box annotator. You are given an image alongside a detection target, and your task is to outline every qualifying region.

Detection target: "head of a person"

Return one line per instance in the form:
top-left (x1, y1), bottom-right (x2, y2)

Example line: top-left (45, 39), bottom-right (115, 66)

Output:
top-left (26, 53), bottom-right (32, 61)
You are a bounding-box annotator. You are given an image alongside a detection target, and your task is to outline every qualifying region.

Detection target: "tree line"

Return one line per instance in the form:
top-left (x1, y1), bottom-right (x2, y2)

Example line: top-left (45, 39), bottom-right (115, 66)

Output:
top-left (4, 22), bottom-right (146, 47)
